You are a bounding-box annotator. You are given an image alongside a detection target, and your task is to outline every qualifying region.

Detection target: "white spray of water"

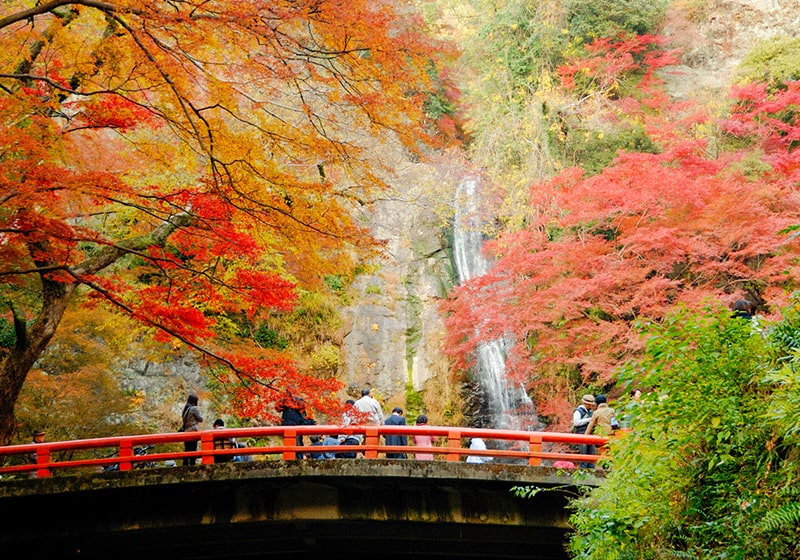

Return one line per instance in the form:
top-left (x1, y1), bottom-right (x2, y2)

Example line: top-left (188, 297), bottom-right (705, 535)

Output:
top-left (452, 177), bottom-right (535, 430)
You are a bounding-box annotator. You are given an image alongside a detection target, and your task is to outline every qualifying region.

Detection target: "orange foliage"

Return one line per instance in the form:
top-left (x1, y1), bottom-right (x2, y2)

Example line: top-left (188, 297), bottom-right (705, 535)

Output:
top-left (0, 0), bottom-right (457, 439)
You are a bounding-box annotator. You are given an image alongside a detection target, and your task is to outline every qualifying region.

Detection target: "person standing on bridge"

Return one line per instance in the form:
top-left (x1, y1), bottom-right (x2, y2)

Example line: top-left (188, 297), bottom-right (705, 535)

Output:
top-left (573, 394), bottom-right (595, 468)
top-left (413, 414), bottom-right (435, 461)
top-left (585, 394), bottom-right (619, 437)
top-left (181, 392), bottom-right (203, 466)
top-left (584, 394), bottom-right (620, 469)
top-left (26, 428), bottom-right (46, 478)
top-left (383, 407), bottom-right (408, 459)
top-left (277, 394), bottom-right (314, 460)
top-left (354, 387), bottom-right (384, 426)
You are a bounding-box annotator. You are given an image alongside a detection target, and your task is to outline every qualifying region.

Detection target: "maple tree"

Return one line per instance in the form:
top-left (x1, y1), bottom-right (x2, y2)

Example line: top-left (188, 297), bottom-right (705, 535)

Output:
top-left (14, 305), bottom-right (143, 443)
top-left (0, 0), bottom-right (456, 443)
top-left (442, 36), bottom-right (800, 430)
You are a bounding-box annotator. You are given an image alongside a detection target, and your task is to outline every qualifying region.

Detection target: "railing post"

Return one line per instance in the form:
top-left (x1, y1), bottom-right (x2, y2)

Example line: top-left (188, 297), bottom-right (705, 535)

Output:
top-left (283, 428), bottom-right (297, 460)
top-left (364, 426), bottom-right (379, 459)
top-left (35, 446), bottom-right (51, 478)
top-left (119, 440), bottom-right (133, 471)
top-left (528, 433), bottom-right (542, 466)
top-left (597, 435), bottom-right (612, 463)
top-left (446, 429), bottom-right (462, 462)
top-left (200, 431), bottom-right (214, 465)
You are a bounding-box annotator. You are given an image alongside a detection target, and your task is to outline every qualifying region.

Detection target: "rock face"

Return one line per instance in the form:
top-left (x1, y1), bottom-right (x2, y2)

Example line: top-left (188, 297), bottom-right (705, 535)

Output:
top-left (338, 158), bottom-right (459, 403)
top-left (660, 0), bottom-right (800, 99)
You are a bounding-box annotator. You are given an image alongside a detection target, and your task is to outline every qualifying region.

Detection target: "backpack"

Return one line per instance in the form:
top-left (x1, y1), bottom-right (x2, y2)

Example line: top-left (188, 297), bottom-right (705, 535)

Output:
top-left (178, 407), bottom-right (189, 432)
top-left (572, 406), bottom-right (590, 434)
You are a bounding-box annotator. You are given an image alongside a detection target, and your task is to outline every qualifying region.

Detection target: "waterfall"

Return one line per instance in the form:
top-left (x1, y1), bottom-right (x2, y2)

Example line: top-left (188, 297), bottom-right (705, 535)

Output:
top-left (452, 177), bottom-right (537, 431)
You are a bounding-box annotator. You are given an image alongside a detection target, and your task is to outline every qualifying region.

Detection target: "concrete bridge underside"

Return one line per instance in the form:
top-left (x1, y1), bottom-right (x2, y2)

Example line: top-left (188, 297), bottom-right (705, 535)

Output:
top-left (0, 460), bottom-right (597, 559)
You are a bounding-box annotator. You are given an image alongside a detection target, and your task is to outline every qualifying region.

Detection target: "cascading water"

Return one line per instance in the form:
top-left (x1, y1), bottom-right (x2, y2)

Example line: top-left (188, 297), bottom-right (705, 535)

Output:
top-left (452, 177), bottom-right (537, 431)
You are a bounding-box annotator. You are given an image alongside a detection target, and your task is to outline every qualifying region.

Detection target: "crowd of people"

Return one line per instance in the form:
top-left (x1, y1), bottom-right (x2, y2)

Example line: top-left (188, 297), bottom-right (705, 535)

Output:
top-left (173, 387), bottom-right (449, 463)
top-left (20, 387), bottom-right (628, 474)
top-left (176, 386), bottom-right (632, 467)
top-left (20, 298), bottom-right (757, 473)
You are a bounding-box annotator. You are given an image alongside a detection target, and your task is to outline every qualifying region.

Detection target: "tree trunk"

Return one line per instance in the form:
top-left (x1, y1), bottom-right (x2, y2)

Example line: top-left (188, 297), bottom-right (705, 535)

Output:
top-left (0, 278), bottom-right (74, 445)
top-left (0, 212), bottom-right (190, 445)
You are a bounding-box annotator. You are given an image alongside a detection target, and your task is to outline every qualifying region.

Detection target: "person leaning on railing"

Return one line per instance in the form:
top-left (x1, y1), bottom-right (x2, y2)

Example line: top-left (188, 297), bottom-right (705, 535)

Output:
top-left (26, 429), bottom-right (46, 478)
top-left (465, 437), bottom-right (492, 464)
top-left (584, 394), bottom-right (619, 469)
top-left (337, 399), bottom-right (362, 458)
top-left (212, 419), bottom-right (237, 463)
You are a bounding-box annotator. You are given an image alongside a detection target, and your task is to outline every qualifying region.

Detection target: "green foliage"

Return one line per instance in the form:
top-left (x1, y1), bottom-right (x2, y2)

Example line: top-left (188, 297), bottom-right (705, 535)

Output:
top-left (470, 0), bottom-right (567, 92)
top-left (567, 304), bottom-right (800, 560)
top-left (759, 501), bottom-right (800, 533)
top-left (405, 381), bottom-right (424, 423)
top-left (737, 35), bottom-right (800, 90)
top-left (365, 284), bottom-right (382, 295)
top-left (561, 125), bottom-right (658, 175)
top-left (308, 343), bottom-right (340, 374)
top-left (566, 0), bottom-right (667, 45)
top-left (323, 274), bottom-right (345, 294)
top-left (284, 290), bottom-right (343, 346)
top-left (254, 325), bottom-right (289, 350)
top-left (424, 88), bottom-right (457, 121)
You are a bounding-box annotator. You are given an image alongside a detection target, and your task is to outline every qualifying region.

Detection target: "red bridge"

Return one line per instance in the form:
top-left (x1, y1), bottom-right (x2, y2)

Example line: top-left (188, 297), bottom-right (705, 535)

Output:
top-left (0, 424), bottom-right (610, 477)
top-left (0, 426), bottom-right (612, 560)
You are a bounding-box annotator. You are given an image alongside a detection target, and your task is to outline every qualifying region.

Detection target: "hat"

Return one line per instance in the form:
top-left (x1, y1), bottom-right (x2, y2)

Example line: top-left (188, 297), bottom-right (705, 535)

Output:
top-left (33, 429), bottom-right (46, 437)
top-left (581, 394), bottom-right (595, 406)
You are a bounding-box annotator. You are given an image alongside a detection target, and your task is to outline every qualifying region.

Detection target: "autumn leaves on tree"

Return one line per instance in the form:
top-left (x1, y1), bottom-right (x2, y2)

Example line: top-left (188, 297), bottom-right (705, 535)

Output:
top-left (0, 0), bottom-right (455, 443)
top-left (4, 1), bottom-right (799, 445)
top-left (442, 36), bottom-right (800, 428)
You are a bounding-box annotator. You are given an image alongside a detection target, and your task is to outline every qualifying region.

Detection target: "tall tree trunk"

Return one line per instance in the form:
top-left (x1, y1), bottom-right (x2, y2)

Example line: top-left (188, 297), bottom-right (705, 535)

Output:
top-left (0, 278), bottom-right (74, 444)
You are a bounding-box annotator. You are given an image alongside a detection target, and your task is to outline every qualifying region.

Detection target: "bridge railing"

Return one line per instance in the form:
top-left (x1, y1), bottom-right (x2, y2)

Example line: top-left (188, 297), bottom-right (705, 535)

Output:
top-left (0, 425), bottom-right (612, 478)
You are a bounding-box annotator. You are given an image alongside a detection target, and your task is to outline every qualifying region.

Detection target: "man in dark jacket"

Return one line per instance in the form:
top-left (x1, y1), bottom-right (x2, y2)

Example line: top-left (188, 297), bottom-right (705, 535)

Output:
top-left (277, 396), bottom-right (313, 459)
top-left (383, 407), bottom-right (408, 459)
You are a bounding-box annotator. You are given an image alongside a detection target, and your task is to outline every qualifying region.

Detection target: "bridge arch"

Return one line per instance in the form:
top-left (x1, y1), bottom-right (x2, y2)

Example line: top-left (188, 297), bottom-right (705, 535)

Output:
top-left (0, 460), bottom-right (602, 559)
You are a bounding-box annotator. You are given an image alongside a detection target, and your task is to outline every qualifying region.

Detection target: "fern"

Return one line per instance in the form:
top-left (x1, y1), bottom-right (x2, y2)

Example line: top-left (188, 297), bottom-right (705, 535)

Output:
top-left (759, 502), bottom-right (800, 533)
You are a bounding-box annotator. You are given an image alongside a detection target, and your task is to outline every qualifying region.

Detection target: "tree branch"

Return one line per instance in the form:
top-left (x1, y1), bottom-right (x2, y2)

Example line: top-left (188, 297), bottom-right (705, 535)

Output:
top-left (0, 0), bottom-right (132, 30)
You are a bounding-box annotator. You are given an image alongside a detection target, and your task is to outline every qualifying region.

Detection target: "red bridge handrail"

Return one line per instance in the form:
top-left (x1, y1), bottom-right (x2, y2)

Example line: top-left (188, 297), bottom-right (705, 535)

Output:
top-left (0, 425), bottom-right (613, 478)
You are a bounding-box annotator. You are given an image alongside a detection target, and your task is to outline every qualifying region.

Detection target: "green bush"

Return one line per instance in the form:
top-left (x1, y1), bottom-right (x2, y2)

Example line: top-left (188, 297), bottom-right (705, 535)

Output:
top-left (254, 325), bottom-right (289, 350)
top-left (561, 124), bottom-right (657, 175)
top-left (566, 0), bottom-right (667, 44)
top-left (738, 35), bottom-right (800, 90)
top-left (567, 304), bottom-right (800, 559)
